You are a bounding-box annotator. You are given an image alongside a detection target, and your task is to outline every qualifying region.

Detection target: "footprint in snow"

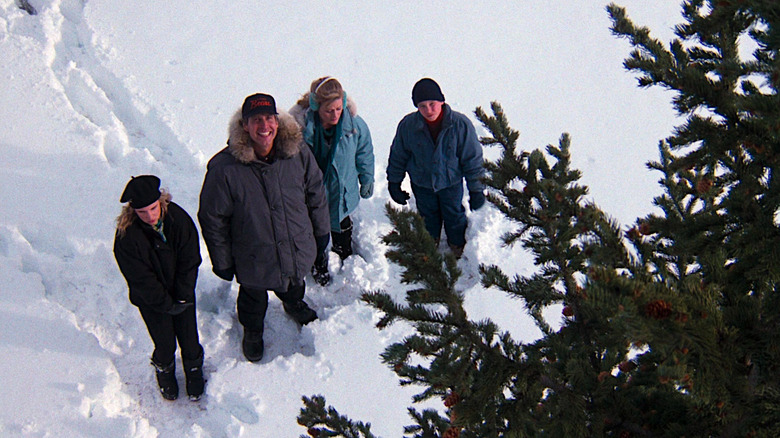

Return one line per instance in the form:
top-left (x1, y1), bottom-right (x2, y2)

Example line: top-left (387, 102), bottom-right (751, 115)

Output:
top-left (222, 394), bottom-right (260, 424)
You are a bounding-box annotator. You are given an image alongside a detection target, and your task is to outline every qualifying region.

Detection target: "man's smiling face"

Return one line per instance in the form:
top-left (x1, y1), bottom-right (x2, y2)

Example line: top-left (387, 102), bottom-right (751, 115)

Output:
top-left (243, 114), bottom-right (278, 157)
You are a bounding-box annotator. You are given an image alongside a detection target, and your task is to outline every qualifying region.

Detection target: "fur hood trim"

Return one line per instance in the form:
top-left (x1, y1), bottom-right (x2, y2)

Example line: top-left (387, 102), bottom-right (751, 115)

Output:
top-left (289, 93), bottom-right (358, 127)
top-left (227, 109), bottom-right (302, 164)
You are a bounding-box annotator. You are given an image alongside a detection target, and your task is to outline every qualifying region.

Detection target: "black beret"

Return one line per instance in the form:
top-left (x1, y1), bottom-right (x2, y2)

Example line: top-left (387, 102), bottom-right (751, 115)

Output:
top-left (120, 175), bottom-right (161, 209)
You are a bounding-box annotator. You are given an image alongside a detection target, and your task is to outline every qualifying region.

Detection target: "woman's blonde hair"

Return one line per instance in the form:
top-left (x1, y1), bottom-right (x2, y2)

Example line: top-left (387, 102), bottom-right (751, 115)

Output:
top-left (115, 190), bottom-right (172, 237)
top-left (297, 76), bottom-right (344, 110)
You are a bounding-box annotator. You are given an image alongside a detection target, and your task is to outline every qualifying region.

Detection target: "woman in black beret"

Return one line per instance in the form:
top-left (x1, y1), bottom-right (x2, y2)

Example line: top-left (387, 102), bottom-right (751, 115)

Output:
top-left (113, 175), bottom-right (205, 401)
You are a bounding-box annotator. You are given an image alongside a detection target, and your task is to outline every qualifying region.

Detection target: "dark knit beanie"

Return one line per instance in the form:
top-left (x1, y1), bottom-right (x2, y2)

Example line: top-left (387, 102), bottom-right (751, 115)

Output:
top-left (412, 78), bottom-right (445, 107)
top-left (120, 175), bottom-right (161, 209)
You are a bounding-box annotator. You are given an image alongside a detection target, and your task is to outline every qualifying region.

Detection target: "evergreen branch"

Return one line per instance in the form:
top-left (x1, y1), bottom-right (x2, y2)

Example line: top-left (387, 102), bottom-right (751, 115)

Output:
top-left (403, 408), bottom-right (452, 438)
top-left (298, 395), bottom-right (377, 438)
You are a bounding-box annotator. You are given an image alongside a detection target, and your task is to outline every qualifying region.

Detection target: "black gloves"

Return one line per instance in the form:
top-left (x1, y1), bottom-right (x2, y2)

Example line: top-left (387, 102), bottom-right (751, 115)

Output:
top-left (167, 301), bottom-right (193, 315)
top-left (469, 190), bottom-right (486, 211)
top-left (388, 182), bottom-right (410, 205)
top-left (213, 266), bottom-right (234, 282)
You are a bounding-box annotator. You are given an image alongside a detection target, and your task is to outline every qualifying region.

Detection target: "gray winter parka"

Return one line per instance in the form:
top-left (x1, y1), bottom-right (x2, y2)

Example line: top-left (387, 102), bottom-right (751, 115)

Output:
top-left (198, 110), bottom-right (330, 291)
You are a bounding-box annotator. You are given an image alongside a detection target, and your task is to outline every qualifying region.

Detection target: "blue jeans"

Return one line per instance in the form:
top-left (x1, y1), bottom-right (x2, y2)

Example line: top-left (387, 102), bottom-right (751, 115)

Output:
top-left (411, 183), bottom-right (467, 247)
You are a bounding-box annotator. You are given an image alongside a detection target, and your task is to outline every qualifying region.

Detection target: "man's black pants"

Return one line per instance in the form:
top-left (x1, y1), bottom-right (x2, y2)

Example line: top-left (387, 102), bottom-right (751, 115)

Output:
top-left (237, 280), bottom-right (305, 332)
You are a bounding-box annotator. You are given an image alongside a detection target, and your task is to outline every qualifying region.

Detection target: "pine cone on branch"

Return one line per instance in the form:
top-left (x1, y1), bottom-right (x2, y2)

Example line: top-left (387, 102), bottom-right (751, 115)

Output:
top-left (645, 300), bottom-right (672, 319)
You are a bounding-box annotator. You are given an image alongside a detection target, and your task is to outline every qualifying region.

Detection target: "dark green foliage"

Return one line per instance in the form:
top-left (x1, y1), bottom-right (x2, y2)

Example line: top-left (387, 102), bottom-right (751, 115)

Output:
top-left (474, 103), bottom-right (706, 437)
top-left (298, 1), bottom-right (780, 436)
top-left (364, 206), bottom-right (519, 437)
top-left (298, 395), bottom-right (377, 438)
top-left (609, 0), bottom-right (780, 434)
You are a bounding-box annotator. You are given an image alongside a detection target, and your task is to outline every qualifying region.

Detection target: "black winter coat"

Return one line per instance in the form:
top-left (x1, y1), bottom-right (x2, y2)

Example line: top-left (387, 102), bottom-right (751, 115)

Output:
top-left (114, 202), bottom-right (202, 312)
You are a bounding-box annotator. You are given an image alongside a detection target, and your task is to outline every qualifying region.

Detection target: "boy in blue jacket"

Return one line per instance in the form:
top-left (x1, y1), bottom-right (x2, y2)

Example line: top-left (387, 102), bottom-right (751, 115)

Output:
top-left (386, 78), bottom-right (486, 257)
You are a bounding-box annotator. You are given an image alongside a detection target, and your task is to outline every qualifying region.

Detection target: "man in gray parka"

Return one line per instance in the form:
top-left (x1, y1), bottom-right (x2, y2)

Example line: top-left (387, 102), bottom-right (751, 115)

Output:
top-left (198, 93), bottom-right (330, 362)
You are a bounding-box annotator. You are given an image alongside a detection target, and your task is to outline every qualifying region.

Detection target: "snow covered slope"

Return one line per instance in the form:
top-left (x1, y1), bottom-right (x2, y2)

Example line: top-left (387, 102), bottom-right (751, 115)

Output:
top-left (0, 1), bottom-right (680, 436)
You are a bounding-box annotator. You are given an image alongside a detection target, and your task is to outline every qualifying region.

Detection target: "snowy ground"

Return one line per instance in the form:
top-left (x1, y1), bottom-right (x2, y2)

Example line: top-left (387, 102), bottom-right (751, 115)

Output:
top-left (0, 1), bottom-right (681, 436)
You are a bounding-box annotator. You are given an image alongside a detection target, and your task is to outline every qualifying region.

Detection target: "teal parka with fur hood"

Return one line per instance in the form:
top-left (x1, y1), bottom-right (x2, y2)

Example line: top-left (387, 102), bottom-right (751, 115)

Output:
top-left (198, 109), bottom-right (330, 291)
top-left (290, 94), bottom-right (374, 232)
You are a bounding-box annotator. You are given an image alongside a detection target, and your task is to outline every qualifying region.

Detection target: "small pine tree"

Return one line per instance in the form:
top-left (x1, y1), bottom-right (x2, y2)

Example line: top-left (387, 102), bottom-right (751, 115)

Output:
top-left (298, 1), bottom-right (780, 436)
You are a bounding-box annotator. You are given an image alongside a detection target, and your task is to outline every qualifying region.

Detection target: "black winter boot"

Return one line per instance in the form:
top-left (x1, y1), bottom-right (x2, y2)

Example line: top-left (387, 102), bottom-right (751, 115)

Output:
top-left (152, 359), bottom-right (178, 401)
top-left (311, 259), bottom-right (330, 286)
top-left (448, 243), bottom-right (465, 259)
top-left (331, 217), bottom-right (353, 260)
top-left (283, 300), bottom-right (318, 325)
top-left (242, 329), bottom-right (264, 362)
top-left (183, 351), bottom-right (205, 401)
top-left (311, 257), bottom-right (330, 286)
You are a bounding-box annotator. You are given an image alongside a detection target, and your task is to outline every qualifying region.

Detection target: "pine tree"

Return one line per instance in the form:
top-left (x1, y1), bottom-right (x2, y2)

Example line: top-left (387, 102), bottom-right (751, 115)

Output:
top-left (607, 0), bottom-right (780, 434)
top-left (298, 1), bottom-right (780, 436)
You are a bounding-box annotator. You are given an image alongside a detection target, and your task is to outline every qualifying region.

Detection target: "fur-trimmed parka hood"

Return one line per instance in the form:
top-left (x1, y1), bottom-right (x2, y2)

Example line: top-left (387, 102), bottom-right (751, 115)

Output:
top-left (288, 93), bottom-right (358, 128)
top-left (226, 108), bottom-right (303, 164)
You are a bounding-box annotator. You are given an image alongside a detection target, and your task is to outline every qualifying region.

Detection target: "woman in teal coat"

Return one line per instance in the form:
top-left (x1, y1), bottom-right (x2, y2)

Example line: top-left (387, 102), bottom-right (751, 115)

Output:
top-left (290, 77), bottom-right (375, 285)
